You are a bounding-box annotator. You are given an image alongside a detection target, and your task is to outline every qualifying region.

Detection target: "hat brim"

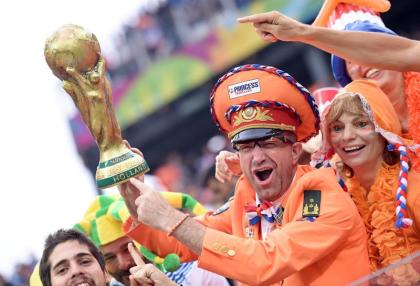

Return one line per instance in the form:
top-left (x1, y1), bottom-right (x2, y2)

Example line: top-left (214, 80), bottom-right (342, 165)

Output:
top-left (331, 21), bottom-right (397, 87)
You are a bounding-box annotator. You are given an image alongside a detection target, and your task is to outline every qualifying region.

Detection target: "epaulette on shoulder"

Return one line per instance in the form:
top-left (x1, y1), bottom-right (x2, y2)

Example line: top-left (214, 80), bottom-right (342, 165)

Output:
top-left (212, 196), bottom-right (234, 216)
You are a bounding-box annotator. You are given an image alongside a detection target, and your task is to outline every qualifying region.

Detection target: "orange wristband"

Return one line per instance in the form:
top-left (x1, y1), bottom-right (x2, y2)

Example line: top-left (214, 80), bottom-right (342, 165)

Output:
top-left (167, 213), bottom-right (189, 236)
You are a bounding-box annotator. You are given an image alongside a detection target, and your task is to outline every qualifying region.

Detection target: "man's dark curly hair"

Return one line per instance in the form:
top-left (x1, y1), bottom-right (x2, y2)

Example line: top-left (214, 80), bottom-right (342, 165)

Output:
top-left (39, 229), bottom-right (106, 286)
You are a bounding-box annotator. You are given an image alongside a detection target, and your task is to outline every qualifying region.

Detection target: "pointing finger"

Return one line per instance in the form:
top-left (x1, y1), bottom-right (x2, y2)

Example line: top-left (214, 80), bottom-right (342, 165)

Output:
top-left (128, 178), bottom-right (151, 195)
top-left (128, 243), bottom-right (145, 266)
top-left (237, 12), bottom-right (271, 23)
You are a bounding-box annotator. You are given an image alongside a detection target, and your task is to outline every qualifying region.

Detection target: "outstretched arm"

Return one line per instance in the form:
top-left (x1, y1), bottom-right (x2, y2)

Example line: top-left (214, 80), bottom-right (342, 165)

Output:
top-left (238, 11), bottom-right (420, 72)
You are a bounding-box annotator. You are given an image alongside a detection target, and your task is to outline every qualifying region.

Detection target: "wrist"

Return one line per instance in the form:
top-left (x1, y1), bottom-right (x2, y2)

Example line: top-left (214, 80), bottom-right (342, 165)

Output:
top-left (296, 23), bottom-right (316, 43)
top-left (166, 211), bottom-right (189, 236)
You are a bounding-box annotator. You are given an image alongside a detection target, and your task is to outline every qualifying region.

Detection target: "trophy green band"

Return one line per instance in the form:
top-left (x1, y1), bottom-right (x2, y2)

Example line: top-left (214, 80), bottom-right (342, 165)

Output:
top-left (96, 153), bottom-right (150, 188)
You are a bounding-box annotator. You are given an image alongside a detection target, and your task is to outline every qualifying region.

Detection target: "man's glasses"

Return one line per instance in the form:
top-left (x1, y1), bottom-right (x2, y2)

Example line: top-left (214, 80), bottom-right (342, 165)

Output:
top-left (232, 136), bottom-right (294, 153)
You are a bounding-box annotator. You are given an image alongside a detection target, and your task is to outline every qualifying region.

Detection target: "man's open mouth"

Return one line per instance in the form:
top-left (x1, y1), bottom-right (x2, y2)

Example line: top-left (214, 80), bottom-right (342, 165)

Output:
top-left (255, 168), bottom-right (273, 181)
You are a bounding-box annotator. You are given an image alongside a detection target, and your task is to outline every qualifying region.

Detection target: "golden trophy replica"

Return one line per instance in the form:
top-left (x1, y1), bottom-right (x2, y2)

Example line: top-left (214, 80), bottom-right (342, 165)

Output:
top-left (44, 24), bottom-right (149, 188)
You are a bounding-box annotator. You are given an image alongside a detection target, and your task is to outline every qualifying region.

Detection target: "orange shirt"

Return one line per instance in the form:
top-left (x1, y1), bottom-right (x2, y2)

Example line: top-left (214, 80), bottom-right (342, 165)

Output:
top-left (124, 166), bottom-right (370, 285)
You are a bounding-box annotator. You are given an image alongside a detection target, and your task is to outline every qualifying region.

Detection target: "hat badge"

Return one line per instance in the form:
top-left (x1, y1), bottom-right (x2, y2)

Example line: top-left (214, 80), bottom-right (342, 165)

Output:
top-left (242, 107), bottom-right (257, 120)
top-left (232, 106), bottom-right (274, 127)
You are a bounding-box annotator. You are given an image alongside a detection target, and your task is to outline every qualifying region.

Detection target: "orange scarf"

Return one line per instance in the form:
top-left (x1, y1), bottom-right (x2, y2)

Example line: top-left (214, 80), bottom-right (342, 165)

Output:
top-left (404, 72), bottom-right (420, 174)
top-left (405, 72), bottom-right (420, 145)
top-left (347, 162), bottom-right (411, 272)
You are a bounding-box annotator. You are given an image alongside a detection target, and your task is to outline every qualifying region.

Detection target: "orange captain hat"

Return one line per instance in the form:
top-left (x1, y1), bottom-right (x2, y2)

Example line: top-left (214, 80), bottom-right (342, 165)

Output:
top-left (210, 64), bottom-right (320, 143)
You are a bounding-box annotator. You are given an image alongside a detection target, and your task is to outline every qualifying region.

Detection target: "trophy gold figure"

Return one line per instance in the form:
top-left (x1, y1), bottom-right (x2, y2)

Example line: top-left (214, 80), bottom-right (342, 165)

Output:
top-left (44, 24), bottom-right (149, 188)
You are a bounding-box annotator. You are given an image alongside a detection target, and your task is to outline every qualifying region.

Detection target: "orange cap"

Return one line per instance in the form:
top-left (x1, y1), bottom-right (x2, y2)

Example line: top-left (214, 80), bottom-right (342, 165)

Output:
top-left (343, 79), bottom-right (401, 136)
top-left (312, 0), bottom-right (390, 28)
top-left (210, 65), bottom-right (319, 143)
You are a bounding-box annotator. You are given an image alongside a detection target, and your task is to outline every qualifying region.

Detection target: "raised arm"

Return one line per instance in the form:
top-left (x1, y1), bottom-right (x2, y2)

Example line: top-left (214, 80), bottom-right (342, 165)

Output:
top-left (238, 11), bottom-right (420, 72)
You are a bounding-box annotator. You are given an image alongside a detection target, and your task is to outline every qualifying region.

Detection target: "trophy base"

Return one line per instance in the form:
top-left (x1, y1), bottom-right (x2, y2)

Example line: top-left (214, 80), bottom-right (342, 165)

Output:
top-left (96, 150), bottom-right (150, 189)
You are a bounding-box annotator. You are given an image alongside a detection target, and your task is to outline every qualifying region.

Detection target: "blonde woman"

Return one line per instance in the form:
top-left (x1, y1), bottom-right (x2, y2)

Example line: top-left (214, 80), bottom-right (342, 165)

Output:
top-left (316, 79), bottom-right (420, 274)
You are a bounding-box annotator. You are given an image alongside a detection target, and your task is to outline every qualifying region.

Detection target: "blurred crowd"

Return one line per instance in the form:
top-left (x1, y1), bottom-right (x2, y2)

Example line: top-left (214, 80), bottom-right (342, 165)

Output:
top-left (0, 259), bottom-right (36, 286)
top-left (149, 134), bottom-right (237, 210)
top-left (106, 0), bottom-right (256, 84)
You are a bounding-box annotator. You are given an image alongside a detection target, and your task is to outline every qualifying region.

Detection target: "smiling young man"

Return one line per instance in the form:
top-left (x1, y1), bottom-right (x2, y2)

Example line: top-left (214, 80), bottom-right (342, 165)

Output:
top-left (120, 65), bottom-right (371, 285)
top-left (39, 229), bottom-right (108, 286)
